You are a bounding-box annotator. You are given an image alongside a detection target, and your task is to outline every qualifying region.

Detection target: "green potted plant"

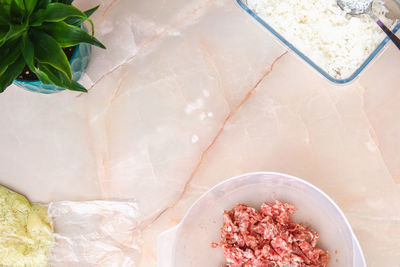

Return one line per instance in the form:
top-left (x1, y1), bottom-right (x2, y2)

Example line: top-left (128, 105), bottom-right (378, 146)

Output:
top-left (0, 0), bottom-right (106, 94)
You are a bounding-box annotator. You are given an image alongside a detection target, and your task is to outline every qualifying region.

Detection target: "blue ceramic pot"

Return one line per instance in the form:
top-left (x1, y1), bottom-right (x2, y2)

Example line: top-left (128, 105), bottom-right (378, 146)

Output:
top-left (13, 42), bottom-right (91, 94)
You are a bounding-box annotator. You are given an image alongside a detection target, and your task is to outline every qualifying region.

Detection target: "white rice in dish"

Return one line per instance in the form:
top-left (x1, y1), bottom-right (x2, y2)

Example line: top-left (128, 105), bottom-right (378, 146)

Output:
top-left (247, 0), bottom-right (393, 79)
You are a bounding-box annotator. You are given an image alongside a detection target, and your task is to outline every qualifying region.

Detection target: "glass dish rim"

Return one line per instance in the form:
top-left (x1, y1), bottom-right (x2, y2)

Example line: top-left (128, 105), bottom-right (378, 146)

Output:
top-left (236, 0), bottom-right (400, 84)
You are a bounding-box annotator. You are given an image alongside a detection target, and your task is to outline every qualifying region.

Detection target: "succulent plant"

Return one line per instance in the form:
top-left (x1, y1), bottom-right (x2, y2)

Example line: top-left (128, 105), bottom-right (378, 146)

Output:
top-left (0, 0), bottom-right (106, 93)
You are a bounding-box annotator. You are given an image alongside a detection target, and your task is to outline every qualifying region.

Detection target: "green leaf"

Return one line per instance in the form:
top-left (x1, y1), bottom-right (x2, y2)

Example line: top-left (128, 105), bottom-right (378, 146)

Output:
top-left (63, 16), bottom-right (82, 27)
top-left (13, 0), bottom-right (25, 9)
top-left (0, 25), bottom-right (9, 41)
top-left (0, 6), bottom-right (10, 25)
top-left (34, 0), bottom-right (48, 12)
top-left (8, 24), bottom-right (26, 39)
top-left (63, 6), bottom-right (99, 35)
top-left (23, 0), bottom-right (38, 15)
top-left (21, 33), bottom-right (34, 71)
top-left (0, 55), bottom-right (25, 93)
top-left (36, 63), bottom-right (87, 92)
top-left (31, 3), bottom-right (86, 25)
top-left (54, 0), bottom-right (73, 4)
top-left (20, 35), bottom-right (56, 87)
top-left (0, 41), bottom-right (21, 74)
top-left (20, 35), bottom-right (51, 85)
top-left (10, 0), bottom-right (26, 21)
top-left (30, 29), bottom-right (72, 79)
top-left (0, 16), bottom-right (7, 26)
top-left (63, 6), bottom-right (99, 27)
top-left (44, 3), bottom-right (85, 21)
top-left (0, 24), bottom-right (26, 47)
top-left (84, 5), bottom-right (99, 18)
top-left (42, 21), bottom-right (105, 49)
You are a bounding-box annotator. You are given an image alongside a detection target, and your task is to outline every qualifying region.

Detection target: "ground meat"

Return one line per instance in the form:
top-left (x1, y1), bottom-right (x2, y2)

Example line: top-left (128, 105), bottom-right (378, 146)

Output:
top-left (213, 201), bottom-right (330, 267)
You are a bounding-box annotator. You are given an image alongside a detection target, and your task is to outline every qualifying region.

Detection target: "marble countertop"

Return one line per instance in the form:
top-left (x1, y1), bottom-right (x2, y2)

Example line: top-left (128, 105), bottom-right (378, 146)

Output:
top-left (1, 0), bottom-right (400, 266)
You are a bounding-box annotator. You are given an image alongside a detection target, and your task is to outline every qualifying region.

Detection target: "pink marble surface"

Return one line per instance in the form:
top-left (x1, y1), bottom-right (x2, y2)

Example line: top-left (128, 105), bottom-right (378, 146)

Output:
top-left (0, 0), bottom-right (400, 266)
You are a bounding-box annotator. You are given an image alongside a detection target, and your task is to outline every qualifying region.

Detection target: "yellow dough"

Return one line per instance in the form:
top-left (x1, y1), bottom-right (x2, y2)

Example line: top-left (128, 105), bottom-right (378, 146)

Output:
top-left (0, 186), bottom-right (53, 267)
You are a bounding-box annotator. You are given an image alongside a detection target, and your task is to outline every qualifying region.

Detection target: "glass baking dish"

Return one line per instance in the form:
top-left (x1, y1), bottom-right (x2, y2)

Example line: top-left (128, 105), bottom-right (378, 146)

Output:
top-left (236, 0), bottom-right (400, 84)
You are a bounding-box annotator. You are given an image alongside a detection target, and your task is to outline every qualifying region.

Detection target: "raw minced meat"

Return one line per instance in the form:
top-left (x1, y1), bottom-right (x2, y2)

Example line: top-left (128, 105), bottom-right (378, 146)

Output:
top-left (213, 201), bottom-right (330, 267)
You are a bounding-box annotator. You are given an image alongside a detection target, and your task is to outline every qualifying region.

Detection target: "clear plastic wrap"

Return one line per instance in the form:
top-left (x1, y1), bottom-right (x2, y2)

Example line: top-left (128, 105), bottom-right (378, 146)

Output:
top-left (47, 201), bottom-right (141, 267)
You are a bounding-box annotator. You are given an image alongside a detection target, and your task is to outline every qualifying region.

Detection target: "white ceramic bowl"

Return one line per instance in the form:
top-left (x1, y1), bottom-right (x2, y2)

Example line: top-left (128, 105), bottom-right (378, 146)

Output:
top-left (157, 172), bottom-right (366, 267)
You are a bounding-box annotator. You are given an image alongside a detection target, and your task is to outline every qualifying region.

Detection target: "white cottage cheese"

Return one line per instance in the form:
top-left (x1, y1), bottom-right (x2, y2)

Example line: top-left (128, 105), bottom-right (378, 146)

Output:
top-left (339, 0), bottom-right (372, 14)
top-left (247, 0), bottom-right (392, 79)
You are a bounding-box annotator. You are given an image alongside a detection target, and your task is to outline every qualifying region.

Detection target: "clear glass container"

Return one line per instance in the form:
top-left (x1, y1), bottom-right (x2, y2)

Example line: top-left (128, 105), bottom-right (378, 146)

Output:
top-left (236, 0), bottom-right (400, 84)
top-left (158, 172), bottom-right (366, 267)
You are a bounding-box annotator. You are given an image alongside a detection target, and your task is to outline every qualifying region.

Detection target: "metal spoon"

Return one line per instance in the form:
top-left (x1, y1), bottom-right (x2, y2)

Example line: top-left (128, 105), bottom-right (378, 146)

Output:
top-left (337, 0), bottom-right (400, 49)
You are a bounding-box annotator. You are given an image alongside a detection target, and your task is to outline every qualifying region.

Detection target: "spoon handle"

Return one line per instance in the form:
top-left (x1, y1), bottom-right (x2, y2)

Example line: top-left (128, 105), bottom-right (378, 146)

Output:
top-left (369, 12), bottom-right (400, 50)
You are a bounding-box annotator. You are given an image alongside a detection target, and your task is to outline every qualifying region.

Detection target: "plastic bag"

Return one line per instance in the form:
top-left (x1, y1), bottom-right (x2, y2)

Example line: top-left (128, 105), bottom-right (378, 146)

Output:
top-left (47, 201), bottom-right (141, 267)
